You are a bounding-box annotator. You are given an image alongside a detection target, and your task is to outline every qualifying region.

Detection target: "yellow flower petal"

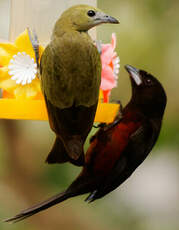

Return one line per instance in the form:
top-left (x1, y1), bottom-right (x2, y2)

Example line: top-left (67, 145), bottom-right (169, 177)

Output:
top-left (0, 67), bottom-right (41, 99)
top-left (14, 85), bottom-right (38, 99)
top-left (15, 29), bottom-right (35, 59)
top-left (0, 67), bottom-right (9, 80)
top-left (0, 67), bottom-right (17, 93)
top-left (0, 29), bottom-right (44, 99)
top-left (0, 78), bottom-right (17, 90)
top-left (12, 78), bottom-right (41, 99)
top-left (32, 78), bottom-right (41, 91)
top-left (0, 43), bottom-right (18, 66)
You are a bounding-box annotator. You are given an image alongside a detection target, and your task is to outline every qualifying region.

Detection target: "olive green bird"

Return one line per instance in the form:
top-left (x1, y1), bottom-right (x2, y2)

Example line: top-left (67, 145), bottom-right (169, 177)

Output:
top-left (40, 5), bottom-right (119, 166)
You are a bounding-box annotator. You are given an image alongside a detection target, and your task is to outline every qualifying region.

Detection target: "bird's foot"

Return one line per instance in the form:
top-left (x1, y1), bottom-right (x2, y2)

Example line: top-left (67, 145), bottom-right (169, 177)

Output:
top-left (93, 123), bottom-right (106, 129)
top-left (103, 119), bottom-right (120, 131)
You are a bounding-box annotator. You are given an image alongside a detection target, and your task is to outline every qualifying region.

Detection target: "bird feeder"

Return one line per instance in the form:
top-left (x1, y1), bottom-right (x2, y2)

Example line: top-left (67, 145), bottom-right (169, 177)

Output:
top-left (0, 0), bottom-right (120, 123)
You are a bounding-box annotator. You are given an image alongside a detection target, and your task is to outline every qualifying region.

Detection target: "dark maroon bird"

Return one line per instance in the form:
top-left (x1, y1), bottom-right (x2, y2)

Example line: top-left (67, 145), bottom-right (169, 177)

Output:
top-left (4, 65), bottom-right (167, 223)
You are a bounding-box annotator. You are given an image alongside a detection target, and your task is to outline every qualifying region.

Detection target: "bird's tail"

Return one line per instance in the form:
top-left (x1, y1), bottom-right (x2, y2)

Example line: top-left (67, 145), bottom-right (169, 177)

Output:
top-left (4, 191), bottom-right (71, 223)
top-left (46, 137), bottom-right (84, 166)
top-left (64, 135), bottom-right (85, 163)
top-left (46, 137), bottom-right (70, 164)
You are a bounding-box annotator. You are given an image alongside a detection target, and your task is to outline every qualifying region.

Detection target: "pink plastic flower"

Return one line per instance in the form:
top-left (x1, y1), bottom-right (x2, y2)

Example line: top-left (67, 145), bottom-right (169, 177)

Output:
top-left (100, 33), bottom-right (120, 103)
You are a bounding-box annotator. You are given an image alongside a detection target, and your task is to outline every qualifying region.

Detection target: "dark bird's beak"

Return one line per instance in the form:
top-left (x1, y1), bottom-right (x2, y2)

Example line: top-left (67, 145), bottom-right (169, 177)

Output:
top-left (95, 12), bottom-right (119, 24)
top-left (125, 65), bottom-right (142, 86)
top-left (104, 15), bottom-right (119, 24)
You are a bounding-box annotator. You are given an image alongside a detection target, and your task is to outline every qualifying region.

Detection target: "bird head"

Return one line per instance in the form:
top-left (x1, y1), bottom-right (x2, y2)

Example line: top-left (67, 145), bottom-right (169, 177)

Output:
top-left (54, 5), bottom-right (119, 32)
top-left (125, 65), bottom-right (167, 117)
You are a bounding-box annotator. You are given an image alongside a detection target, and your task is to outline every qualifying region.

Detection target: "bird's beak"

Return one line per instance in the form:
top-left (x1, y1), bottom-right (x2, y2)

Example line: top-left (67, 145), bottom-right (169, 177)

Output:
top-left (125, 65), bottom-right (142, 86)
top-left (94, 12), bottom-right (119, 24)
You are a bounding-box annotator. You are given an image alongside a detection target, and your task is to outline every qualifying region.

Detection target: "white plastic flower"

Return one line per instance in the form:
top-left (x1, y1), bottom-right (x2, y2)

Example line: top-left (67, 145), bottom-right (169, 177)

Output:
top-left (8, 52), bottom-right (37, 85)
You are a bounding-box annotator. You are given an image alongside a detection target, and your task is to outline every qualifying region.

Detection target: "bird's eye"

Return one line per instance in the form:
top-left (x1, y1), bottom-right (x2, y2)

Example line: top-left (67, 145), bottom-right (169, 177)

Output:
top-left (87, 10), bottom-right (96, 17)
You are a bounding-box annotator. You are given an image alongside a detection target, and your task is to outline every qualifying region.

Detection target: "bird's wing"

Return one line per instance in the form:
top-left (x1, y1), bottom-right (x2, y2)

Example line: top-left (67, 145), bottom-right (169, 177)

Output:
top-left (86, 119), bottom-right (160, 201)
top-left (126, 118), bottom-right (162, 166)
top-left (40, 43), bottom-right (74, 109)
top-left (40, 42), bottom-right (99, 139)
top-left (40, 38), bottom-right (101, 163)
top-left (40, 35), bottom-right (101, 109)
top-left (44, 94), bottom-right (99, 165)
top-left (86, 117), bottom-right (143, 175)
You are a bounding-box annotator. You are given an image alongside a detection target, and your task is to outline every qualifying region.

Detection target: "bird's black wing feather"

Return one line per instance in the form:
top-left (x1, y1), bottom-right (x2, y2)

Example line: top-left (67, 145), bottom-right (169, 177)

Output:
top-left (44, 95), bottom-right (98, 165)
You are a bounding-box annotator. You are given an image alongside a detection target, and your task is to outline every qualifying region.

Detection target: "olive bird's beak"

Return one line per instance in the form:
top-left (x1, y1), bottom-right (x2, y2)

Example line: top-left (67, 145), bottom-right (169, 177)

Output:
top-left (125, 65), bottom-right (142, 86)
top-left (94, 12), bottom-right (119, 24)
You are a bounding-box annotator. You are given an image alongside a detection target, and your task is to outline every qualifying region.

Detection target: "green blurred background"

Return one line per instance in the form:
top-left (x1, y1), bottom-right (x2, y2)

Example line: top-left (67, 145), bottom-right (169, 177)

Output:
top-left (0, 0), bottom-right (179, 229)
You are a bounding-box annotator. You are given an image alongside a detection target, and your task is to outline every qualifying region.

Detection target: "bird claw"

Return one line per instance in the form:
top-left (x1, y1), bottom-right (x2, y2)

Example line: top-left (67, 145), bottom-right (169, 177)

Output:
top-left (103, 119), bottom-right (120, 131)
top-left (27, 27), bottom-right (40, 76)
top-left (93, 123), bottom-right (106, 129)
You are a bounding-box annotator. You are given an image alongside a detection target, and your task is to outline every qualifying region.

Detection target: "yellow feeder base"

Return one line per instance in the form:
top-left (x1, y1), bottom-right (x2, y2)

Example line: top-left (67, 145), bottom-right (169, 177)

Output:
top-left (0, 99), bottom-right (119, 123)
